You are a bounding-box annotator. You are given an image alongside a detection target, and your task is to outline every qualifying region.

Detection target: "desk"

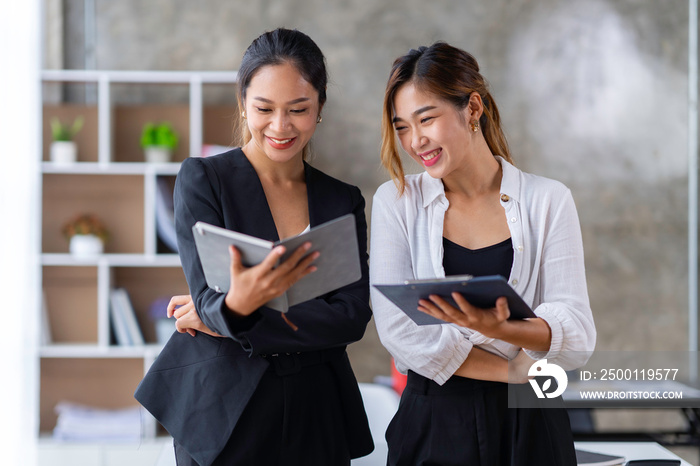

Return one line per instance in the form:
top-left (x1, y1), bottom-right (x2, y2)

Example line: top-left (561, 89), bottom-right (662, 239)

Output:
top-left (575, 442), bottom-right (692, 466)
top-left (565, 380), bottom-right (700, 446)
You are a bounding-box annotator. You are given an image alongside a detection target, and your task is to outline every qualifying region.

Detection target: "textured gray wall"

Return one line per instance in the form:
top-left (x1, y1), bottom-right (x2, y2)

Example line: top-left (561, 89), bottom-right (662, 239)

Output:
top-left (54, 0), bottom-right (691, 377)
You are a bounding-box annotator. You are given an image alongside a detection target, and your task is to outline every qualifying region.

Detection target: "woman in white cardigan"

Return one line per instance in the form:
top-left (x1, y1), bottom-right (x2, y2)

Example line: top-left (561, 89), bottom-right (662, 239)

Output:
top-left (370, 41), bottom-right (596, 466)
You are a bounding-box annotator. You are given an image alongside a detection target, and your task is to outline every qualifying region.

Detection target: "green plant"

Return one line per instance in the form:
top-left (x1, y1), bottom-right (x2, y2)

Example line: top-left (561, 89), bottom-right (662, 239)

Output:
top-left (62, 214), bottom-right (109, 242)
top-left (140, 122), bottom-right (178, 150)
top-left (50, 116), bottom-right (84, 142)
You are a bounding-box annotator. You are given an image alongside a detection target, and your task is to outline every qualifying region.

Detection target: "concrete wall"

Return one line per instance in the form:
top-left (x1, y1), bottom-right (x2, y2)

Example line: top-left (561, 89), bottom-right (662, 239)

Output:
top-left (51, 0), bottom-right (692, 380)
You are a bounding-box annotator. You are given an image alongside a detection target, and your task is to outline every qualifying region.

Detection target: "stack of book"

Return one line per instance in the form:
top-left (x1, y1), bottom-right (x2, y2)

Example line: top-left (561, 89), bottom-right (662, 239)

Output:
top-left (52, 402), bottom-right (142, 442)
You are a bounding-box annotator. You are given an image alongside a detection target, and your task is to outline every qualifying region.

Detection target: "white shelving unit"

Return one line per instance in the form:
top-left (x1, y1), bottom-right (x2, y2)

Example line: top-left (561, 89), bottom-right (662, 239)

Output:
top-left (42, 69), bottom-right (238, 161)
top-left (38, 70), bottom-right (238, 463)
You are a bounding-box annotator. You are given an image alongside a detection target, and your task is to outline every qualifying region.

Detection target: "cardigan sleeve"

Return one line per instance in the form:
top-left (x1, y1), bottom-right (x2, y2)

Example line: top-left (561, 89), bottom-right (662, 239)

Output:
top-left (523, 188), bottom-right (596, 370)
top-left (369, 183), bottom-right (473, 385)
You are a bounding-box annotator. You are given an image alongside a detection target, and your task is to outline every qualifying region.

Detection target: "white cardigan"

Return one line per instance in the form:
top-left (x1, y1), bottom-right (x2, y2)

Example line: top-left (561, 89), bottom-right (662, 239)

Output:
top-left (369, 157), bottom-right (596, 385)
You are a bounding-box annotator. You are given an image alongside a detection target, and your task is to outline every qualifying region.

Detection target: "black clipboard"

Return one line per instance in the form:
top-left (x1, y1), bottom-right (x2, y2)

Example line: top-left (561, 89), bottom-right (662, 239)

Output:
top-left (373, 274), bottom-right (535, 325)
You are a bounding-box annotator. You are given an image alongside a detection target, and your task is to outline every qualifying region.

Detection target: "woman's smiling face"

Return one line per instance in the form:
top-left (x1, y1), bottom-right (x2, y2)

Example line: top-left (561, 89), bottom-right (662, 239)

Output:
top-left (243, 62), bottom-right (321, 164)
top-left (392, 83), bottom-right (475, 180)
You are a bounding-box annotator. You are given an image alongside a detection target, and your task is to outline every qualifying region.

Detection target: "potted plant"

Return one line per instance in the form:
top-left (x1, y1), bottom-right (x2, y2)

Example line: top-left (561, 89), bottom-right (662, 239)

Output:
top-left (62, 214), bottom-right (109, 257)
top-left (50, 116), bottom-right (84, 164)
top-left (140, 122), bottom-right (178, 163)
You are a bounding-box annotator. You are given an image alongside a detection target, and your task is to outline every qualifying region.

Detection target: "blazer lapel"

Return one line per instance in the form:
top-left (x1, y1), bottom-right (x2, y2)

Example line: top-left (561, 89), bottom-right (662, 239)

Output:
top-left (224, 149), bottom-right (280, 242)
top-left (226, 150), bottom-right (324, 240)
top-left (304, 161), bottom-right (320, 228)
top-left (305, 161), bottom-right (344, 228)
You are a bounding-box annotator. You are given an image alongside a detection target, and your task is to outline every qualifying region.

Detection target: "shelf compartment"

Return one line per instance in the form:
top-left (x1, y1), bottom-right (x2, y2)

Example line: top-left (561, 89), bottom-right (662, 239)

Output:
top-left (202, 105), bottom-right (239, 149)
top-left (201, 81), bottom-right (238, 152)
top-left (114, 103), bottom-right (190, 163)
top-left (42, 104), bottom-right (98, 163)
top-left (42, 174), bottom-right (144, 254)
top-left (112, 267), bottom-right (189, 344)
top-left (43, 266), bottom-right (98, 344)
top-left (39, 358), bottom-right (145, 434)
top-left (154, 175), bottom-right (177, 254)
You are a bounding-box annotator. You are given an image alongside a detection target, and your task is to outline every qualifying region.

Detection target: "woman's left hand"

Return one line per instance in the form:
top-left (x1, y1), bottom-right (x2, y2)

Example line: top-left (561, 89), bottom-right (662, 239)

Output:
top-left (168, 295), bottom-right (224, 338)
top-left (418, 293), bottom-right (510, 339)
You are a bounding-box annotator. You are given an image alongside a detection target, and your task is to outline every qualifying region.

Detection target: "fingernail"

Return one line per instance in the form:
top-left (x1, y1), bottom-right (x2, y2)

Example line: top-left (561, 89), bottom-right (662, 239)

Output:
top-left (309, 266), bottom-right (318, 273)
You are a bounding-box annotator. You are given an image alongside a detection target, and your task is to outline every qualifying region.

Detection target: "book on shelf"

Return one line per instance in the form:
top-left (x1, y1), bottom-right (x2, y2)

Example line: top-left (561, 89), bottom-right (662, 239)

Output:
top-left (109, 288), bottom-right (144, 346)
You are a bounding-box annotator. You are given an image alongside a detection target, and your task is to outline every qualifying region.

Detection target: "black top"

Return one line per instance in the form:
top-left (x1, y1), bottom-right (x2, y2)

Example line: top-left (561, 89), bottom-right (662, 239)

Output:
top-left (442, 237), bottom-right (513, 279)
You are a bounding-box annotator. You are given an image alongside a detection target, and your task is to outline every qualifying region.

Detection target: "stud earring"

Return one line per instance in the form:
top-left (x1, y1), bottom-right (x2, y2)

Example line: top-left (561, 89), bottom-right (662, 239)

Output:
top-left (470, 120), bottom-right (479, 132)
top-left (317, 115), bottom-right (323, 124)
top-left (241, 111), bottom-right (246, 119)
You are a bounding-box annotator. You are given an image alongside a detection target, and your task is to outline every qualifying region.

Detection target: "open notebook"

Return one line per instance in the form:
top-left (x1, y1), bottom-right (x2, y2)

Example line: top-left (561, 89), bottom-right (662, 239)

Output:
top-left (192, 214), bottom-right (361, 312)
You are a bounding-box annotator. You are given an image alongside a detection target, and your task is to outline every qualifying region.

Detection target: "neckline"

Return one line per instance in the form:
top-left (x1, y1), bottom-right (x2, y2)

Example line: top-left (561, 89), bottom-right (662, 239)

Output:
top-left (442, 236), bottom-right (512, 253)
top-left (234, 147), bottom-right (312, 241)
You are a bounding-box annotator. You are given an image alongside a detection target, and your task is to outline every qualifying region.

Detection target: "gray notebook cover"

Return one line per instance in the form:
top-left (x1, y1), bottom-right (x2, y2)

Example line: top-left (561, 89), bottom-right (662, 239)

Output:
top-left (192, 214), bottom-right (361, 312)
top-left (373, 275), bottom-right (535, 325)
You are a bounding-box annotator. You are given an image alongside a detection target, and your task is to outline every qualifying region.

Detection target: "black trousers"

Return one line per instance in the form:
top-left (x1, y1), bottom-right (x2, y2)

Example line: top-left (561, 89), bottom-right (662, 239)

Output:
top-left (386, 371), bottom-right (577, 466)
top-left (174, 358), bottom-right (351, 466)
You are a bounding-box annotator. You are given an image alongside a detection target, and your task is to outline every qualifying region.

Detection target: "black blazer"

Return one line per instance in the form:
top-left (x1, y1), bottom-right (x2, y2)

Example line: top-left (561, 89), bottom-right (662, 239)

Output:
top-left (135, 148), bottom-right (374, 465)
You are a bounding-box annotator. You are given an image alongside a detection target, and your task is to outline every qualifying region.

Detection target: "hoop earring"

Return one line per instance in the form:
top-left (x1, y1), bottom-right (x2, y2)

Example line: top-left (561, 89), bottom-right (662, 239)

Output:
top-left (241, 111), bottom-right (247, 119)
top-left (317, 115), bottom-right (323, 124)
top-left (470, 120), bottom-right (479, 132)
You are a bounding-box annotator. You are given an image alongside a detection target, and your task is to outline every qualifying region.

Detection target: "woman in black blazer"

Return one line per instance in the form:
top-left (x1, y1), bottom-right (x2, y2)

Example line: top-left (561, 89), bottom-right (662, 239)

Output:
top-left (134, 28), bottom-right (373, 466)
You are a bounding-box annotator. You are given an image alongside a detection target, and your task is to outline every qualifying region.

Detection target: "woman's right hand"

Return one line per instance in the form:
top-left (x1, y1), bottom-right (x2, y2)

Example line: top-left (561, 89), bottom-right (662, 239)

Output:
top-left (224, 242), bottom-right (319, 317)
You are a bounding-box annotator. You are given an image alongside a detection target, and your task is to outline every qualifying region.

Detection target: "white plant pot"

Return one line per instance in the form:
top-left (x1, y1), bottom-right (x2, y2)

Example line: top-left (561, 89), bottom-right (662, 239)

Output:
top-left (144, 146), bottom-right (173, 163)
top-left (50, 141), bottom-right (78, 164)
top-left (69, 234), bottom-right (104, 257)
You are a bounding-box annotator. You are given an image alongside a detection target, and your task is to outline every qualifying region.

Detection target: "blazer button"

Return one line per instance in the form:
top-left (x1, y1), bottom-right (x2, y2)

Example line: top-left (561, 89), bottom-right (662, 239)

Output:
top-left (500, 194), bottom-right (510, 202)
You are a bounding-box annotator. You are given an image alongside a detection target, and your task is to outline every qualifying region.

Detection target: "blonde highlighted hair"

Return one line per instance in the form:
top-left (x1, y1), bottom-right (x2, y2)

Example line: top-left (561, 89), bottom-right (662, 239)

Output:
top-left (381, 42), bottom-right (512, 194)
